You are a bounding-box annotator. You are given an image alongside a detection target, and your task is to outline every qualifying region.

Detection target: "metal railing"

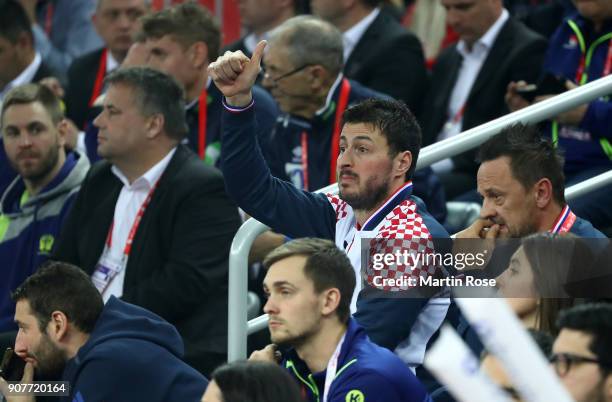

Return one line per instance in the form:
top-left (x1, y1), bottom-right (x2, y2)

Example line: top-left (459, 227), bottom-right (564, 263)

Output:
top-left (227, 74), bottom-right (612, 362)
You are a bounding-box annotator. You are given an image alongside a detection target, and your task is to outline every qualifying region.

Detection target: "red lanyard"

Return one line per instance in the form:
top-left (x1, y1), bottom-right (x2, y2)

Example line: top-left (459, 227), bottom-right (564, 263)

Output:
top-left (105, 181), bottom-right (159, 257)
top-left (88, 48), bottom-right (108, 108)
top-left (44, 2), bottom-right (55, 36)
top-left (197, 89), bottom-right (208, 159)
top-left (300, 79), bottom-right (351, 190)
top-left (329, 79), bottom-right (352, 184)
top-left (575, 40), bottom-right (612, 84)
top-left (300, 131), bottom-right (310, 190)
top-left (450, 104), bottom-right (466, 125)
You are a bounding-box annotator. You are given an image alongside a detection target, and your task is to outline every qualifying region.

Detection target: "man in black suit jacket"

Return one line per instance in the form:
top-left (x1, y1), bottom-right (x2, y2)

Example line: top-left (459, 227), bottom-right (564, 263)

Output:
top-left (420, 0), bottom-right (547, 199)
top-left (65, 0), bottom-right (149, 128)
top-left (224, 0), bottom-right (306, 57)
top-left (311, 0), bottom-right (429, 117)
top-left (53, 67), bottom-right (241, 377)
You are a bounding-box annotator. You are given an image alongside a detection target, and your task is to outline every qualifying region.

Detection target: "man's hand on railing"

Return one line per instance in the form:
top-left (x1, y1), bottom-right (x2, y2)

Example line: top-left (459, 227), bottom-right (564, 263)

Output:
top-left (505, 81), bottom-right (532, 112)
top-left (208, 40), bottom-right (266, 107)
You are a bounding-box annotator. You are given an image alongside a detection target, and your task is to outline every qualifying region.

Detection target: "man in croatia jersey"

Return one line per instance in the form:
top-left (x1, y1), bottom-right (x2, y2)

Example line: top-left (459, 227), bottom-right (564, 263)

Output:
top-left (210, 40), bottom-right (452, 368)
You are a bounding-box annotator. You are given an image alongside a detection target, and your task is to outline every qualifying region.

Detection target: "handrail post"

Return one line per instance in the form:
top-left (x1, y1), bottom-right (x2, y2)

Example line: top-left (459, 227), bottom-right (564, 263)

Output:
top-left (227, 218), bottom-right (270, 362)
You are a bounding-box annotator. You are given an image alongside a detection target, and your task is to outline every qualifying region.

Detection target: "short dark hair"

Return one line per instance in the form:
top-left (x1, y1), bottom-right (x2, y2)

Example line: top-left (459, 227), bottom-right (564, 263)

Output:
top-left (478, 123), bottom-right (566, 205)
top-left (556, 303), bottom-right (612, 371)
top-left (12, 261), bottom-right (104, 334)
top-left (1, 83), bottom-right (64, 127)
top-left (362, 0), bottom-right (384, 8)
top-left (141, 1), bottom-right (221, 61)
top-left (342, 98), bottom-right (421, 181)
top-left (105, 67), bottom-right (188, 140)
top-left (212, 361), bottom-right (302, 402)
top-left (263, 238), bottom-right (356, 324)
top-left (292, 0), bottom-right (309, 14)
top-left (0, 0), bottom-right (32, 44)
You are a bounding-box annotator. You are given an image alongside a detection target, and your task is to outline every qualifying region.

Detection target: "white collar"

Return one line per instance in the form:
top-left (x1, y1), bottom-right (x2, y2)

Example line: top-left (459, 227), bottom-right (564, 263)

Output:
top-left (0, 52), bottom-right (42, 99)
top-left (111, 147), bottom-right (177, 189)
top-left (106, 49), bottom-right (120, 73)
top-left (315, 74), bottom-right (344, 116)
top-left (244, 32), bottom-right (269, 54)
top-left (457, 9), bottom-right (509, 56)
top-left (343, 7), bottom-right (380, 61)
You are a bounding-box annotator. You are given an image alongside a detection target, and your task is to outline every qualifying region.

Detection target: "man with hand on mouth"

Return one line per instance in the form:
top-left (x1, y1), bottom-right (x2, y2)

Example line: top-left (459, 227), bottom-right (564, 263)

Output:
top-left (457, 123), bottom-right (604, 240)
top-left (0, 261), bottom-right (207, 402)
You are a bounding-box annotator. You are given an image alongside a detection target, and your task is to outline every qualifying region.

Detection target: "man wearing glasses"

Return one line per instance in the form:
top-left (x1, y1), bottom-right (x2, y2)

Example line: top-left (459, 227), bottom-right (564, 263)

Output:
top-left (551, 303), bottom-right (612, 402)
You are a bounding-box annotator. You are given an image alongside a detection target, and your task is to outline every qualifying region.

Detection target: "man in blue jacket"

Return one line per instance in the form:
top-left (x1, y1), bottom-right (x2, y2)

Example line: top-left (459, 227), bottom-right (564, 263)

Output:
top-left (0, 261), bottom-right (208, 402)
top-left (0, 84), bottom-right (89, 341)
top-left (250, 238), bottom-right (432, 402)
top-left (506, 0), bottom-right (612, 231)
top-left (209, 40), bottom-right (452, 369)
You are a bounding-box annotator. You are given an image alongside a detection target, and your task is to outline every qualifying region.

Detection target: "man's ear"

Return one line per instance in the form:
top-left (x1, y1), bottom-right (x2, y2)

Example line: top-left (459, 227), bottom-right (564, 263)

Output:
top-left (56, 119), bottom-right (68, 148)
top-left (189, 41), bottom-right (209, 69)
top-left (395, 150), bottom-right (412, 179)
top-left (308, 65), bottom-right (329, 90)
top-left (320, 288), bottom-right (341, 317)
top-left (91, 13), bottom-right (100, 34)
top-left (533, 178), bottom-right (554, 208)
top-left (47, 311), bottom-right (69, 342)
top-left (146, 113), bottom-right (165, 139)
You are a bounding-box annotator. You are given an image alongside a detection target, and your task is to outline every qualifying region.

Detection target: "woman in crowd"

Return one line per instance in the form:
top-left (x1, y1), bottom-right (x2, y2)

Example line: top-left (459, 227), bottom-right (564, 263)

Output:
top-left (496, 233), bottom-right (594, 334)
top-left (201, 361), bottom-right (303, 402)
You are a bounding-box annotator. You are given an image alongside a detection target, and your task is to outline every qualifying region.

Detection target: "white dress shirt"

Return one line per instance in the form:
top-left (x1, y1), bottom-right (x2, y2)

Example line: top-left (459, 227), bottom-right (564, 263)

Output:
top-left (106, 49), bottom-right (119, 74)
top-left (432, 9), bottom-right (509, 173)
top-left (244, 32), bottom-right (269, 55)
top-left (97, 147), bottom-right (177, 302)
top-left (343, 7), bottom-right (380, 62)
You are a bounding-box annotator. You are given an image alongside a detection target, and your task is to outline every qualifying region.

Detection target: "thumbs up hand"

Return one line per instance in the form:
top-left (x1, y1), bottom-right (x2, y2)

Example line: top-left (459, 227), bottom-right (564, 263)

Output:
top-left (208, 40), bottom-right (267, 107)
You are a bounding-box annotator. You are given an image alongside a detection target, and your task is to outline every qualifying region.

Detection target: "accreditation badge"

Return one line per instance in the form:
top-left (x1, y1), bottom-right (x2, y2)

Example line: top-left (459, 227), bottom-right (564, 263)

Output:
top-left (91, 250), bottom-right (125, 294)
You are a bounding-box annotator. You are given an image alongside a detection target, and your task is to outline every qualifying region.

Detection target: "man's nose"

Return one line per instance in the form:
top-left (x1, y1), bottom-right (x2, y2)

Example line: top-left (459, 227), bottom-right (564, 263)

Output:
top-left (18, 133), bottom-right (33, 148)
top-left (480, 198), bottom-right (496, 219)
top-left (338, 148), bottom-right (353, 169)
top-left (14, 331), bottom-right (28, 358)
top-left (263, 296), bottom-right (277, 315)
